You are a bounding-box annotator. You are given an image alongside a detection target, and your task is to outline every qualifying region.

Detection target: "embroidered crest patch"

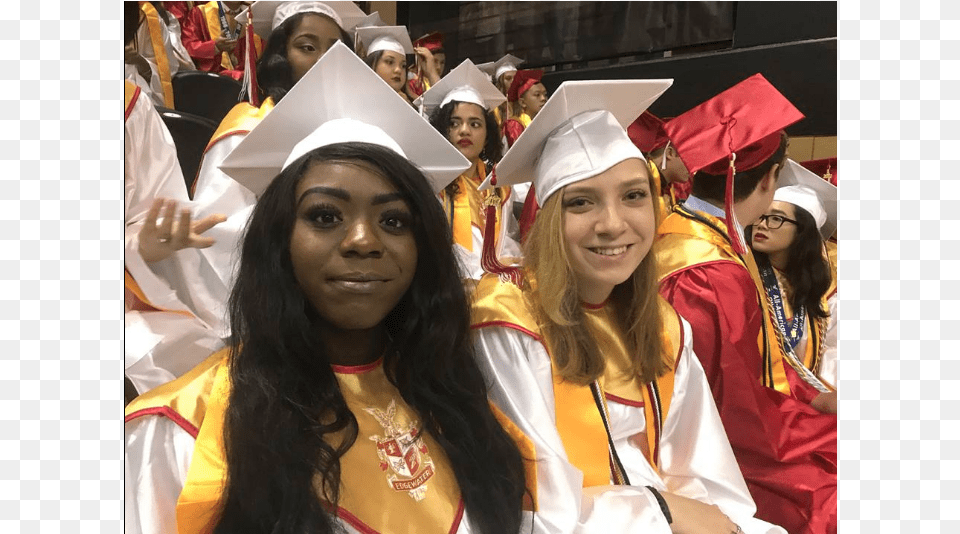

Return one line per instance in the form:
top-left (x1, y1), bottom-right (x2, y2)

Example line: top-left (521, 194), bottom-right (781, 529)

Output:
top-left (365, 400), bottom-right (435, 501)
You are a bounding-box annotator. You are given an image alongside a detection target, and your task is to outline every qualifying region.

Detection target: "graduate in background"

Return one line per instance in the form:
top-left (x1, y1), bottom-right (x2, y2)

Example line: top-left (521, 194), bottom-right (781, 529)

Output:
top-left (502, 68), bottom-right (547, 149)
top-left (657, 74), bottom-right (837, 534)
top-left (477, 53), bottom-right (524, 127)
top-left (747, 160), bottom-right (838, 389)
top-left (471, 79), bottom-right (786, 534)
top-left (406, 31), bottom-right (445, 99)
top-left (180, 1), bottom-right (263, 80)
top-left (420, 59), bottom-right (522, 281)
top-left (356, 25), bottom-right (415, 104)
top-left (627, 110), bottom-right (691, 220)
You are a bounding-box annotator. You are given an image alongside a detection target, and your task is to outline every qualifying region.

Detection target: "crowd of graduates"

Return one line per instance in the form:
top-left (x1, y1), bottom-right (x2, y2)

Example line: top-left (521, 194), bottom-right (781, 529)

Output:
top-left (124, 2), bottom-right (839, 534)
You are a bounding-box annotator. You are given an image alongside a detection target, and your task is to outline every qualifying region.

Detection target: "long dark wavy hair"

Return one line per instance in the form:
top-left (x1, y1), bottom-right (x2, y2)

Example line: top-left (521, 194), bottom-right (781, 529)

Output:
top-left (214, 142), bottom-right (527, 534)
top-left (748, 205), bottom-right (832, 320)
top-left (255, 12), bottom-right (354, 103)
top-left (429, 100), bottom-right (503, 198)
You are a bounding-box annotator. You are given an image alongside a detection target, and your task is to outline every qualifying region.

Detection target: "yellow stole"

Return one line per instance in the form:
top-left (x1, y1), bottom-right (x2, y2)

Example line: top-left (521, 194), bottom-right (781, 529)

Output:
top-left (517, 112), bottom-right (532, 128)
top-left (198, 1), bottom-right (235, 70)
top-left (140, 2), bottom-right (175, 108)
top-left (204, 97), bottom-right (274, 152)
top-left (176, 358), bottom-right (536, 533)
top-left (440, 160), bottom-right (511, 253)
top-left (773, 268), bottom-right (834, 389)
top-left (656, 205), bottom-right (794, 395)
top-left (124, 80), bottom-right (140, 121)
top-left (471, 274), bottom-right (680, 486)
top-left (124, 347), bottom-right (229, 436)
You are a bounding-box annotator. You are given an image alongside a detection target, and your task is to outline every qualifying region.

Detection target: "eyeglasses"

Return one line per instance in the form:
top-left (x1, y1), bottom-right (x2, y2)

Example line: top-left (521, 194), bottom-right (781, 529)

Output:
top-left (757, 214), bottom-right (798, 230)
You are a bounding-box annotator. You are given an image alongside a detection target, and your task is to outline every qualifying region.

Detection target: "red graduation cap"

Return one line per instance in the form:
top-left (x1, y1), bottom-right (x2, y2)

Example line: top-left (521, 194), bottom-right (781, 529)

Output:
top-left (507, 69), bottom-right (543, 102)
top-left (627, 110), bottom-right (669, 154)
top-left (800, 157), bottom-right (837, 186)
top-left (413, 31), bottom-right (444, 52)
top-left (663, 73), bottom-right (804, 253)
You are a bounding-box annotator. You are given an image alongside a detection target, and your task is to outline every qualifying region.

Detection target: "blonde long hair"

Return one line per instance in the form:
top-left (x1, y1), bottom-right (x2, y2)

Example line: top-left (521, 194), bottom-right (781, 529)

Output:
top-left (523, 163), bottom-right (669, 385)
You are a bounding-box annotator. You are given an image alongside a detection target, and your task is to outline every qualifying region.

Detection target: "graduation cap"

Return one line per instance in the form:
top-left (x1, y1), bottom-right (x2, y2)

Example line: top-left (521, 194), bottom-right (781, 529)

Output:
top-left (476, 54), bottom-right (525, 83)
top-left (237, 1), bottom-right (368, 40)
top-left (219, 41), bottom-right (471, 195)
top-left (627, 110), bottom-right (669, 154)
top-left (355, 25), bottom-right (414, 56)
top-left (663, 73), bottom-right (804, 253)
top-left (506, 69), bottom-right (543, 102)
top-left (414, 59), bottom-right (506, 117)
top-left (774, 159), bottom-right (837, 240)
top-left (479, 79), bottom-right (673, 206)
top-left (413, 31), bottom-right (444, 52)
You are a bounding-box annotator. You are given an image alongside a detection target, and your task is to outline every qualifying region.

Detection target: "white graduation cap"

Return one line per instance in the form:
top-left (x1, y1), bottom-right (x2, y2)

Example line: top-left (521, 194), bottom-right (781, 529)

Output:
top-left (479, 79), bottom-right (673, 205)
top-left (774, 159), bottom-right (838, 239)
top-left (237, 1), bottom-right (368, 40)
top-left (476, 54), bottom-right (525, 83)
top-left (219, 41), bottom-right (471, 195)
top-left (355, 11), bottom-right (385, 29)
top-left (414, 59), bottom-right (506, 117)
top-left (355, 25), bottom-right (414, 56)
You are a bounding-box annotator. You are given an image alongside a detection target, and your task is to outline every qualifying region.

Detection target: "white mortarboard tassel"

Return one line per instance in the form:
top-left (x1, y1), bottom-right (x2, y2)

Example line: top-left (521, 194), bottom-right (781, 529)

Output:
top-left (479, 79), bottom-right (673, 205)
top-left (219, 41), bottom-right (470, 195)
top-left (775, 159), bottom-right (838, 239)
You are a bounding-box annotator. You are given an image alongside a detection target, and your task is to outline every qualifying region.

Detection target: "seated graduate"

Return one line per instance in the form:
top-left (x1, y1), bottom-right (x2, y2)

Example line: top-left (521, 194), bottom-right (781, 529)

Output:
top-left (356, 25), bottom-right (416, 104)
top-left (180, 1), bottom-right (263, 80)
top-left (657, 75), bottom-right (837, 534)
top-left (747, 160), bottom-right (838, 389)
top-left (418, 59), bottom-right (522, 281)
top-left (470, 79), bottom-right (786, 534)
top-left (627, 110), bottom-right (692, 219)
top-left (405, 31), bottom-right (445, 99)
top-left (175, 41), bottom-right (531, 534)
top-left (502, 69), bottom-right (547, 149)
top-left (477, 53), bottom-right (525, 127)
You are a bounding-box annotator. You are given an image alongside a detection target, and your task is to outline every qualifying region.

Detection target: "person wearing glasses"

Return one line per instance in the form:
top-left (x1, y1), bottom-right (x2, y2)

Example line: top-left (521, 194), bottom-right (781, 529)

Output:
top-left (748, 160), bottom-right (837, 389)
top-left (656, 76), bottom-right (837, 534)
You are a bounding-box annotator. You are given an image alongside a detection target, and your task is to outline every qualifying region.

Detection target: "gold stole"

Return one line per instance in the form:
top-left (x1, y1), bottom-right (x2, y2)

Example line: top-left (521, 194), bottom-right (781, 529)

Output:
top-left (331, 362), bottom-right (464, 533)
top-left (518, 112), bottom-right (532, 128)
top-left (140, 2), bottom-right (175, 108)
top-left (198, 1), bottom-right (234, 70)
top-left (124, 80), bottom-right (140, 121)
top-left (776, 269), bottom-right (833, 388)
top-left (205, 98), bottom-right (275, 151)
top-left (124, 347), bottom-right (229, 435)
top-left (471, 275), bottom-right (679, 484)
top-left (657, 207), bottom-right (793, 395)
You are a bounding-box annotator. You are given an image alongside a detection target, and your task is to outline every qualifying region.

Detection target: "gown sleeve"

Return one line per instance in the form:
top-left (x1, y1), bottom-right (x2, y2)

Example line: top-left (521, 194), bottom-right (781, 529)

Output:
top-left (473, 325), bottom-right (672, 534)
top-left (660, 261), bottom-right (837, 534)
top-left (125, 416), bottom-right (198, 534)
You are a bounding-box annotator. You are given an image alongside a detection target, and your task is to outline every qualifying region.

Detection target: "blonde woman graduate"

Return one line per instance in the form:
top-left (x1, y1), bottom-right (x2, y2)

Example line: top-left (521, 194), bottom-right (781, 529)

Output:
top-left (470, 80), bottom-right (787, 534)
top-left (174, 41), bottom-right (534, 534)
top-left (417, 59), bottom-right (523, 281)
top-left (748, 160), bottom-right (838, 389)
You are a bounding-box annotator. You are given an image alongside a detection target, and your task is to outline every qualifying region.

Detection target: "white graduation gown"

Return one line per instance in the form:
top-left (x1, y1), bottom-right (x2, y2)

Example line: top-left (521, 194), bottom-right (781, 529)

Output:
top-left (473, 318), bottom-right (787, 534)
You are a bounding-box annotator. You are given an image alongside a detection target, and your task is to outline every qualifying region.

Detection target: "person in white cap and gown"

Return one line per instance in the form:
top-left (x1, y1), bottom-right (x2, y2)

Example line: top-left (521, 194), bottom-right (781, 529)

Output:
top-left (175, 41), bottom-right (534, 534)
top-left (748, 160), bottom-right (838, 389)
top-left (418, 59), bottom-right (522, 282)
top-left (356, 25), bottom-right (415, 104)
top-left (470, 79), bottom-right (788, 534)
top-left (124, 5), bottom-right (367, 534)
top-left (477, 53), bottom-right (524, 127)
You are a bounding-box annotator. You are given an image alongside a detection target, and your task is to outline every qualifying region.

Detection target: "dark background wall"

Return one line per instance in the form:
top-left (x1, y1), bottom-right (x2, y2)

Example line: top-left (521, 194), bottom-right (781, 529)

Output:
top-left (399, 1), bottom-right (837, 137)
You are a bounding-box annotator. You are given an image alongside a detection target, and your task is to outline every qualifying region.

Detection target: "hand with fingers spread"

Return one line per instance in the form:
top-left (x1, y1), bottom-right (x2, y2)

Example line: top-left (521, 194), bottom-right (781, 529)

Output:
top-left (138, 198), bottom-right (227, 263)
top-left (660, 491), bottom-right (741, 534)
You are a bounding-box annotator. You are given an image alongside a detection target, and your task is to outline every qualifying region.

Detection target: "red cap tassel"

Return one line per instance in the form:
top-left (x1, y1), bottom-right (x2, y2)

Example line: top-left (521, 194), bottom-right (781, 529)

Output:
top-left (517, 183), bottom-right (539, 244)
top-left (243, 20), bottom-right (260, 106)
top-left (724, 153), bottom-right (746, 255)
top-left (480, 169), bottom-right (523, 285)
